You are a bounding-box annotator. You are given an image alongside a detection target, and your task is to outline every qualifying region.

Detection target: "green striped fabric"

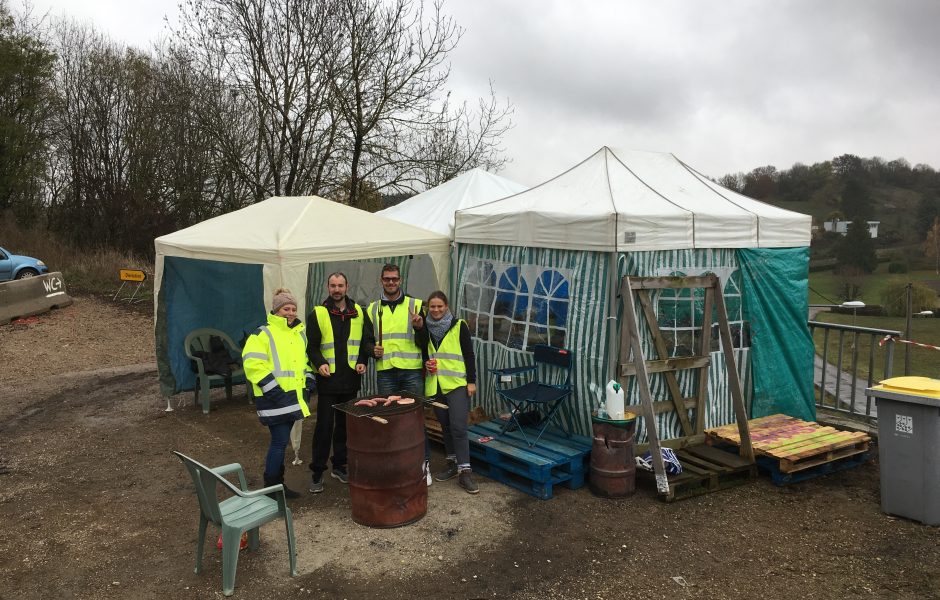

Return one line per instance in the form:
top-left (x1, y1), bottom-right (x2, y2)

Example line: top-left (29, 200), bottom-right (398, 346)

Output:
top-left (455, 244), bottom-right (611, 436)
top-left (306, 257), bottom-right (414, 397)
top-left (452, 245), bottom-right (754, 439)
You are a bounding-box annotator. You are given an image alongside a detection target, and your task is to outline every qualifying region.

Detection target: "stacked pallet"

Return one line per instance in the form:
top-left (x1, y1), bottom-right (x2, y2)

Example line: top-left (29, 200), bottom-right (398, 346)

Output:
top-left (466, 419), bottom-right (592, 500)
top-left (705, 414), bottom-right (871, 484)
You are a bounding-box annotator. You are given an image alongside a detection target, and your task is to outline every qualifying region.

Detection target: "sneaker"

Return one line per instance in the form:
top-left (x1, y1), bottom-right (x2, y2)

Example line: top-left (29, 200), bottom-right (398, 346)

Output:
top-left (330, 467), bottom-right (349, 484)
top-left (309, 473), bottom-right (324, 494)
top-left (434, 461), bottom-right (459, 482)
top-left (457, 469), bottom-right (479, 494)
top-left (281, 484), bottom-right (301, 499)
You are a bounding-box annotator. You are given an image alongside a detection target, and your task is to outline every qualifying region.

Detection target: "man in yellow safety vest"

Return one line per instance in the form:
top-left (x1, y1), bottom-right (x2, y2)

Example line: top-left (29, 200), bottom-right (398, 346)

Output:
top-left (306, 272), bottom-right (372, 493)
top-left (365, 263), bottom-right (432, 485)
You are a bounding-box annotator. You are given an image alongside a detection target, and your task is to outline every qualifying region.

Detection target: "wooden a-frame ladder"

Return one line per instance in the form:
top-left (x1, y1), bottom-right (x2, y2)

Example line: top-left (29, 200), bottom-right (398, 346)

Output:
top-left (619, 274), bottom-right (755, 500)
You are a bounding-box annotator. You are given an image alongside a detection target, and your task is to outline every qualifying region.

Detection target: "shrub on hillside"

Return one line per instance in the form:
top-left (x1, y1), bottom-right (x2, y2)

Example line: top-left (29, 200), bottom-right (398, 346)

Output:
top-left (0, 214), bottom-right (150, 295)
top-left (888, 261), bottom-right (909, 274)
top-left (880, 282), bottom-right (936, 317)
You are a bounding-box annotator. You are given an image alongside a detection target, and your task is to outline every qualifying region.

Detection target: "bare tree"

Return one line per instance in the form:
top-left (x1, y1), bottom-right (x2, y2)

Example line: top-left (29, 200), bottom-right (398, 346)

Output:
top-left (327, 0), bottom-right (461, 206)
top-left (175, 0), bottom-right (343, 199)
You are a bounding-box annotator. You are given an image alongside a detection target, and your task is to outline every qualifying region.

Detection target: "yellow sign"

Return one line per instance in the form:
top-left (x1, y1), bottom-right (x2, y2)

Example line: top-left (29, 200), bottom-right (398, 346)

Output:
top-left (119, 269), bottom-right (147, 282)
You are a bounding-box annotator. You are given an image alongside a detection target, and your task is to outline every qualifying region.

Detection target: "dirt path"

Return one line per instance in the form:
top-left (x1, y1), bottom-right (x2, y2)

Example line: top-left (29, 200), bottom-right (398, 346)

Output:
top-left (1, 297), bottom-right (938, 599)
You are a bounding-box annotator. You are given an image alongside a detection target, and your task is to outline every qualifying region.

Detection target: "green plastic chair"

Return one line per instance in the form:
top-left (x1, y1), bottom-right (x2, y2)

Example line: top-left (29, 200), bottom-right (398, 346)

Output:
top-left (173, 451), bottom-right (298, 596)
top-left (183, 328), bottom-right (248, 414)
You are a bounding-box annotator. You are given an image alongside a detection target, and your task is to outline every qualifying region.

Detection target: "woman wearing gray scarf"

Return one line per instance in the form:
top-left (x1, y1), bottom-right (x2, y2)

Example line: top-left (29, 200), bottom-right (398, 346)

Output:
top-left (417, 290), bottom-right (479, 494)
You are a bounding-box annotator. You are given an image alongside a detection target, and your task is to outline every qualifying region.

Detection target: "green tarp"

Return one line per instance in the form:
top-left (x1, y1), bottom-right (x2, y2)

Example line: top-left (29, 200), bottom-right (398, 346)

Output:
top-left (737, 247), bottom-right (815, 421)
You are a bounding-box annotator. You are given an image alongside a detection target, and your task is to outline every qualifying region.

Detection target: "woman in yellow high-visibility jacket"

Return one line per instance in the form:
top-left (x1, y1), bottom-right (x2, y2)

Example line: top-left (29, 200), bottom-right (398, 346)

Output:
top-left (242, 288), bottom-right (312, 498)
top-left (417, 290), bottom-right (479, 494)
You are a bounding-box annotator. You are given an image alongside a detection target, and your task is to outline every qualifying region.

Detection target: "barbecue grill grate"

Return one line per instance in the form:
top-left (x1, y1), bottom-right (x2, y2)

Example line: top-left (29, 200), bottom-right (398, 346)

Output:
top-left (333, 392), bottom-right (428, 417)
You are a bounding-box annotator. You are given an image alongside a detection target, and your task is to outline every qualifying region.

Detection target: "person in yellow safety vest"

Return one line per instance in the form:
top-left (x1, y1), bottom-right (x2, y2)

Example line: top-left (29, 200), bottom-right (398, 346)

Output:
top-left (417, 290), bottom-right (479, 494)
top-left (306, 272), bottom-right (372, 494)
top-left (242, 288), bottom-right (313, 499)
top-left (365, 263), bottom-right (432, 485)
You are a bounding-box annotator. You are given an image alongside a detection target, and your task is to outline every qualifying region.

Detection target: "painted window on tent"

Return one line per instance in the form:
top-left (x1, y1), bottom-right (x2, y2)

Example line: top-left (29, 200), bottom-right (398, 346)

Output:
top-left (653, 269), bottom-right (749, 356)
top-left (460, 259), bottom-right (571, 350)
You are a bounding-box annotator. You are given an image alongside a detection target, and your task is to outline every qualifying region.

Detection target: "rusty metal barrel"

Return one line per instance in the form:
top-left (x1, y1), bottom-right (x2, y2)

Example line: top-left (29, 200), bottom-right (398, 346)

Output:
top-left (346, 401), bottom-right (427, 527)
top-left (589, 413), bottom-right (637, 498)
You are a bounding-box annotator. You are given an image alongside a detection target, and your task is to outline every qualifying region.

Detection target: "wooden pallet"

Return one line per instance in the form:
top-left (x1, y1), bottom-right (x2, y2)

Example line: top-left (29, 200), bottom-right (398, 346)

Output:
top-left (464, 419), bottom-right (592, 500)
top-left (706, 414), bottom-right (871, 479)
top-left (636, 443), bottom-right (757, 502)
top-left (425, 406), bottom-right (489, 445)
top-left (755, 451), bottom-right (871, 485)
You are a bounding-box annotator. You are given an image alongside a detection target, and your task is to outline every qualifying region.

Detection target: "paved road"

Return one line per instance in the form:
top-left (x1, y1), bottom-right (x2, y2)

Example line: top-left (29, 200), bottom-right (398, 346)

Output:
top-left (810, 308), bottom-right (878, 419)
top-left (813, 352), bottom-right (877, 418)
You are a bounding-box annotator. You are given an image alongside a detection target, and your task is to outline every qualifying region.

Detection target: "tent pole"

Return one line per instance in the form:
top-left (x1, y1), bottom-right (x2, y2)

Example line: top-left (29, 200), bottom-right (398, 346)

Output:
top-left (450, 242), bottom-right (459, 301)
top-left (605, 251), bottom-right (620, 384)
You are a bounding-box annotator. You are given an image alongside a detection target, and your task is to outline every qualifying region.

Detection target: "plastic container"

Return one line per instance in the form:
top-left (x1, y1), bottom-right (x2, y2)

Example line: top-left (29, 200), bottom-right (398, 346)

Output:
top-left (866, 376), bottom-right (940, 525)
top-left (605, 380), bottom-right (625, 420)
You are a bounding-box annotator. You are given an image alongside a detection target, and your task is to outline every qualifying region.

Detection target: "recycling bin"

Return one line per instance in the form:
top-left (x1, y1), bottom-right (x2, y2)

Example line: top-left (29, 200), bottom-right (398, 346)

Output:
top-left (866, 376), bottom-right (940, 525)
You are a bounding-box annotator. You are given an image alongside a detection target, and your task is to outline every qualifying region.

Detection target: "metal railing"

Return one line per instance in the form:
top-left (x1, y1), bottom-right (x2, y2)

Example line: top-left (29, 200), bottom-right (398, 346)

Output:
top-left (808, 320), bottom-right (901, 424)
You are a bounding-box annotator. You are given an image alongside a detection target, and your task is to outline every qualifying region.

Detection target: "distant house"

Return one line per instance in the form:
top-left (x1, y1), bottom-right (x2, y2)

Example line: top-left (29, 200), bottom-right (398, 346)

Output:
top-left (823, 220), bottom-right (879, 238)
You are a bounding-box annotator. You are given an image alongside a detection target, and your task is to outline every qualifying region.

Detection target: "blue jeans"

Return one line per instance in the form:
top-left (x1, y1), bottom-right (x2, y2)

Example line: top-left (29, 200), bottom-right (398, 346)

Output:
top-left (377, 369), bottom-right (429, 460)
top-left (264, 421), bottom-right (293, 476)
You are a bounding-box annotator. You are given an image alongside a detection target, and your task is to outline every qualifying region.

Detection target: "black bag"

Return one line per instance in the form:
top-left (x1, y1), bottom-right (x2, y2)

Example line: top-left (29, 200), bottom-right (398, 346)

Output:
top-left (191, 335), bottom-right (234, 377)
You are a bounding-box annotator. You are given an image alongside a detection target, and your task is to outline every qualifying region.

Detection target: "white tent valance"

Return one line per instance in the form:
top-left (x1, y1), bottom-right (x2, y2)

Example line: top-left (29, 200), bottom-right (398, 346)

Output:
top-left (154, 195), bottom-right (452, 318)
top-left (454, 147), bottom-right (811, 251)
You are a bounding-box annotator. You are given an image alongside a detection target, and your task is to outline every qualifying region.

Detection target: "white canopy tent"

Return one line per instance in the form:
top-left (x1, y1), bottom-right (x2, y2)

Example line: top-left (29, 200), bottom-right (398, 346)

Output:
top-left (377, 168), bottom-right (527, 238)
top-left (451, 147), bottom-right (814, 436)
top-left (455, 147), bottom-right (811, 250)
top-left (154, 195), bottom-right (451, 396)
top-left (156, 195), bottom-right (452, 319)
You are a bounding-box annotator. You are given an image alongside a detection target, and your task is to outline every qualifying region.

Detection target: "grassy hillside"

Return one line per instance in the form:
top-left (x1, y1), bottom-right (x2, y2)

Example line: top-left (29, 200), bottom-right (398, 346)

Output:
top-left (812, 311), bottom-right (940, 380)
top-left (809, 265), bottom-right (940, 306)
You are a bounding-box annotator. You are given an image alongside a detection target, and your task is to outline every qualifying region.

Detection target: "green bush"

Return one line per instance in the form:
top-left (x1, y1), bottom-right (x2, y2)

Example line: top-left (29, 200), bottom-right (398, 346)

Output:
top-left (880, 282), bottom-right (936, 317)
top-left (887, 261), bottom-right (909, 274)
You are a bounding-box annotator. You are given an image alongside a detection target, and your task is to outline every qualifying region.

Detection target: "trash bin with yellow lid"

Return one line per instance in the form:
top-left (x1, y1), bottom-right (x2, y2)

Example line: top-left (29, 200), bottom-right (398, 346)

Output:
top-left (865, 376), bottom-right (940, 525)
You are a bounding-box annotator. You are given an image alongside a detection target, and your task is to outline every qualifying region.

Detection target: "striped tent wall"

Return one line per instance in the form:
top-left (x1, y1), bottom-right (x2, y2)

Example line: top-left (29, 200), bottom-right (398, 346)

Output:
top-left (455, 244), bottom-right (611, 436)
top-left (306, 257), bottom-right (414, 397)
top-left (619, 249), bottom-right (753, 443)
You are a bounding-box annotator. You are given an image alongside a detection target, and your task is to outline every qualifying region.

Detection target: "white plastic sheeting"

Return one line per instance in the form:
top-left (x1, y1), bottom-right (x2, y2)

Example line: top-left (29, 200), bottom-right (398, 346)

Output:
top-left (455, 147), bottom-right (811, 251)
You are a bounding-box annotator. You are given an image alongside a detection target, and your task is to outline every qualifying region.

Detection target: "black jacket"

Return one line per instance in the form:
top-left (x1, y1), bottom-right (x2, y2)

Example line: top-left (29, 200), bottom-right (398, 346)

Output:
top-left (306, 297), bottom-right (375, 394)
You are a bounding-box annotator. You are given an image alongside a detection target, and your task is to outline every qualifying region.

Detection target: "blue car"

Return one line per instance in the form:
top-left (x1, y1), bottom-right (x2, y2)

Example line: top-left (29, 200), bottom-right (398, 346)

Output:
top-left (0, 246), bottom-right (49, 282)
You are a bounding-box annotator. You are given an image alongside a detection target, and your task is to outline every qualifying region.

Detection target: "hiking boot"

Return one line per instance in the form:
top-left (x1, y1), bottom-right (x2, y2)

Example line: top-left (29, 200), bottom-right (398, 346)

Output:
top-left (330, 466), bottom-right (349, 484)
top-left (309, 472), bottom-right (324, 494)
top-left (434, 460), bottom-right (459, 482)
top-left (424, 460), bottom-right (432, 486)
top-left (458, 469), bottom-right (479, 494)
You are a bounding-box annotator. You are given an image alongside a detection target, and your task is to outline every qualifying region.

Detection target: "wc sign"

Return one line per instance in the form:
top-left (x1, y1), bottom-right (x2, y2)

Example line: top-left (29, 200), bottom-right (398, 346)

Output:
top-left (42, 275), bottom-right (65, 298)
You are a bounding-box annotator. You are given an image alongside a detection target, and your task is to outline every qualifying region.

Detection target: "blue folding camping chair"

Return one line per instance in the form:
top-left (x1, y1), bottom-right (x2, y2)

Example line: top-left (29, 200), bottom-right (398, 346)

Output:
top-left (491, 345), bottom-right (574, 447)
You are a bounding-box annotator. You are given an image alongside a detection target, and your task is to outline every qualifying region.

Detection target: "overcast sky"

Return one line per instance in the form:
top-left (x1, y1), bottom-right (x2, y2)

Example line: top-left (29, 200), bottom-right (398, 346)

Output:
top-left (27, 0), bottom-right (940, 186)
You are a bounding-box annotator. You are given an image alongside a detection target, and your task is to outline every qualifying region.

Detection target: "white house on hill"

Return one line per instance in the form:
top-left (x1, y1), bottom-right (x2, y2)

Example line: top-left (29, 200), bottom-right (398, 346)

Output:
top-left (823, 220), bottom-right (879, 238)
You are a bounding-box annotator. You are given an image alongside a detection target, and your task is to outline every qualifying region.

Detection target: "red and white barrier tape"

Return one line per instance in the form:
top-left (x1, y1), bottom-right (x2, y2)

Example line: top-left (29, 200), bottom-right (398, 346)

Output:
top-left (878, 334), bottom-right (940, 352)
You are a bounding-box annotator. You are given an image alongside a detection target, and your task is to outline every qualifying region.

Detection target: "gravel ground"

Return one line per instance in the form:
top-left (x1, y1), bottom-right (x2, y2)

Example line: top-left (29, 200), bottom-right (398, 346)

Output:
top-left (1, 296), bottom-right (939, 599)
